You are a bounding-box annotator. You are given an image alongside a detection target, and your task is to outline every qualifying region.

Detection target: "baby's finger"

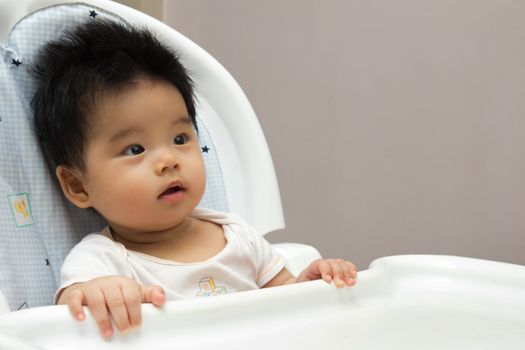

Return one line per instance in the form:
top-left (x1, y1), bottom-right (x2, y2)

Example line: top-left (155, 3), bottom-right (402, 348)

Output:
top-left (102, 287), bottom-right (131, 334)
top-left (121, 283), bottom-right (142, 329)
top-left (348, 261), bottom-right (357, 276)
top-left (329, 259), bottom-right (346, 288)
top-left (317, 259), bottom-right (334, 283)
top-left (84, 288), bottom-right (114, 338)
top-left (67, 288), bottom-right (86, 321)
top-left (141, 285), bottom-right (165, 307)
top-left (342, 260), bottom-right (357, 286)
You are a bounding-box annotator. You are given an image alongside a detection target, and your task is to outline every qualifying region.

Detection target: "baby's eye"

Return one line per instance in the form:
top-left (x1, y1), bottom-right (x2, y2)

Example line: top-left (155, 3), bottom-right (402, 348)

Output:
top-left (123, 144), bottom-right (145, 156)
top-left (173, 134), bottom-right (188, 145)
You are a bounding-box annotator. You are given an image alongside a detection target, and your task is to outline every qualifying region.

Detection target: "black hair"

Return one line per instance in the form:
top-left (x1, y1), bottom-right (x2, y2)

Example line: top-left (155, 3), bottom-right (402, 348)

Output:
top-left (31, 19), bottom-right (196, 170)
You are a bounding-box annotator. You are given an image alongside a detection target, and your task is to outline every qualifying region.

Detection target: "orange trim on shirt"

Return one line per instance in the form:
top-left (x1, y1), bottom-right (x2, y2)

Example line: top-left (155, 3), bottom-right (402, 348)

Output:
top-left (259, 256), bottom-right (282, 280)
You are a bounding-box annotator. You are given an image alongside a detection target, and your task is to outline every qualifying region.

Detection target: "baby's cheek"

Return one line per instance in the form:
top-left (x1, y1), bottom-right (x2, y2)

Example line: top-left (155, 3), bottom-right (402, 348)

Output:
top-left (100, 181), bottom-right (152, 219)
top-left (190, 159), bottom-right (207, 196)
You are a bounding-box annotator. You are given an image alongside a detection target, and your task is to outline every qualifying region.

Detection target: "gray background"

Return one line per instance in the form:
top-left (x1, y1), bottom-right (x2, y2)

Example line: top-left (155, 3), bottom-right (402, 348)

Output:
top-left (119, 0), bottom-right (525, 268)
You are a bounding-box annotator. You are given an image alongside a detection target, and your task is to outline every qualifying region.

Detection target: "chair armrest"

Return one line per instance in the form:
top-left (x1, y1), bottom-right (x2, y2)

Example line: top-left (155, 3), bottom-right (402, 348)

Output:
top-left (271, 243), bottom-right (322, 276)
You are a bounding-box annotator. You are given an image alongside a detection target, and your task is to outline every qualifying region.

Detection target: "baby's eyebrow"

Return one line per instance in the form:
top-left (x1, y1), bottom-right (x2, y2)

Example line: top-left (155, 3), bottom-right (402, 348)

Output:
top-left (108, 126), bottom-right (143, 144)
top-left (172, 116), bottom-right (192, 126)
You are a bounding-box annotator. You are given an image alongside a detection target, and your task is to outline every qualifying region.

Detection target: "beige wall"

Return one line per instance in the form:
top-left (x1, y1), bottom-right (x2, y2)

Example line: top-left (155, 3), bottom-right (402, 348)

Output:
top-left (160, 1), bottom-right (525, 268)
top-left (114, 0), bottom-right (163, 20)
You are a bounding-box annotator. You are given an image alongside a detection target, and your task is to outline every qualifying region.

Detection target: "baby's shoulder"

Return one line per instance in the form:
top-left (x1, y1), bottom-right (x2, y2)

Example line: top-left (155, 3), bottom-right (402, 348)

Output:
top-left (191, 208), bottom-right (249, 229)
top-left (72, 230), bottom-right (125, 255)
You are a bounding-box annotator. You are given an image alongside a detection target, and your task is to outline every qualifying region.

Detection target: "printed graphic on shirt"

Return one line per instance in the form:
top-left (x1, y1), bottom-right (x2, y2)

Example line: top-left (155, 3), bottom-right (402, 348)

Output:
top-left (196, 275), bottom-right (227, 297)
top-left (7, 193), bottom-right (34, 227)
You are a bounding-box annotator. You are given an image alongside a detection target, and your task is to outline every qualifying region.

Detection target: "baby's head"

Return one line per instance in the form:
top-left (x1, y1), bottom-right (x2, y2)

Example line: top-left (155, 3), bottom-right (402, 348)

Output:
top-left (32, 19), bottom-right (206, 234)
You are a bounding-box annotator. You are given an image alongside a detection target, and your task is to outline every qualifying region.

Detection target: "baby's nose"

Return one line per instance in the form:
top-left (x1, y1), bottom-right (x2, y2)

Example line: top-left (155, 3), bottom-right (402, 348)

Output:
top-left (154, 151), bottom-right (178, 175)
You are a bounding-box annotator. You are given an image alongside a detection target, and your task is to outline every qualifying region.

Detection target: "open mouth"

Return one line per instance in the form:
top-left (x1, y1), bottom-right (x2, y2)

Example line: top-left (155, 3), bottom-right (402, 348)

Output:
top-left (159, 182), bottom-right (185, 199)
top-left (161, 186), bottom-right (182, 196)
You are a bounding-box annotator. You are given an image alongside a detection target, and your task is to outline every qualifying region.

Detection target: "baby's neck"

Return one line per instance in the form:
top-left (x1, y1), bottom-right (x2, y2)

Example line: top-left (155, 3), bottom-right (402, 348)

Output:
top-left (108, 217), bottom-right (226, 263)
top-left (109, 216), bottom-right (194, 247)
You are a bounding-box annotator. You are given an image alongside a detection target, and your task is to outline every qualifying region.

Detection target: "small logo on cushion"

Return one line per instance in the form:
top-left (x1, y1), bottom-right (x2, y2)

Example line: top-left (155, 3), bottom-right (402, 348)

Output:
top-left (7, 193), bottom-right (34, 227)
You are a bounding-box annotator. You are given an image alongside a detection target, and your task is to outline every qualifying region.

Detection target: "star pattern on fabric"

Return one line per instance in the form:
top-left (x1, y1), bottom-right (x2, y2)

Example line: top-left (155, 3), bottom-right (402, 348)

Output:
top-left (17, 302), bottom-right (29, 310)
top-left (89, 10), bottom-right (98, 18)
top-left (11, 58), bottom-right (22, 67)
top-left (45, 259), bottom-right (50, 266)
top-left (201, 145), bottom-right (210, 153)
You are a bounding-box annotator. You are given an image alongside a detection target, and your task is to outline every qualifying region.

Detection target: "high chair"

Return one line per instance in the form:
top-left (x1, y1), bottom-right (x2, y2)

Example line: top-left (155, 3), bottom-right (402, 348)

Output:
top-left (0, 1), bottom-right (524, 349)
top-left (0, 0), bottom-right (322, 314)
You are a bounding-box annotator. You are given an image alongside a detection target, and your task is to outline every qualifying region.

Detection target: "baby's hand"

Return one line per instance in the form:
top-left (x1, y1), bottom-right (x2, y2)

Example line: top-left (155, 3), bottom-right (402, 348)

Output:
top-left (296, 259), bottom-right (357, 287)
top-left (57, 276), bottom-right (165, 338)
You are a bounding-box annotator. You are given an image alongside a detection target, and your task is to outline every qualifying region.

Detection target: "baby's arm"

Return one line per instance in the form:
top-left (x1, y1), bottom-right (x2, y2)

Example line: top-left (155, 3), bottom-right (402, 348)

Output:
top-left (57, 276), bottom-right (165, 338)
top-left (263, 259), bottom-right (357, 288)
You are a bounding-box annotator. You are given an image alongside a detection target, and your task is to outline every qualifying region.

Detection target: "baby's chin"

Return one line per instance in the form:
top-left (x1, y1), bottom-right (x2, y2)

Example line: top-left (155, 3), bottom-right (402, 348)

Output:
top-left (112, 216), bottom-right (193, 235)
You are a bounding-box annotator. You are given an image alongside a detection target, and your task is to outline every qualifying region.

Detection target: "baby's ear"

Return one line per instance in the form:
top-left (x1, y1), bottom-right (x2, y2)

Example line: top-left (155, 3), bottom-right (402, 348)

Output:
top-left (55, 165), bottom-right (91, 209)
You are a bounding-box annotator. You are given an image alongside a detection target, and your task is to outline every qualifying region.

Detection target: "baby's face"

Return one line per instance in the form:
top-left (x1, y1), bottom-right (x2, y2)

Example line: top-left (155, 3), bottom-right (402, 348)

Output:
top-left (80, 79), bottom-right (205, 235)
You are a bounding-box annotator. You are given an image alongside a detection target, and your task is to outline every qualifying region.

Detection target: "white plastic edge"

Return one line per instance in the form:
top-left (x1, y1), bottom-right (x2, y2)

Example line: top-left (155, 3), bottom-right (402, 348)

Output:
top-left (0, 255), bottom-right (524, 349)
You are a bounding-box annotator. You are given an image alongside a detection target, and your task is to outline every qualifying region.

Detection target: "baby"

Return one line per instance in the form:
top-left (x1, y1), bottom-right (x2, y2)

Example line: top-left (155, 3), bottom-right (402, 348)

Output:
top-left (31, 19), bottom-right (357, 338)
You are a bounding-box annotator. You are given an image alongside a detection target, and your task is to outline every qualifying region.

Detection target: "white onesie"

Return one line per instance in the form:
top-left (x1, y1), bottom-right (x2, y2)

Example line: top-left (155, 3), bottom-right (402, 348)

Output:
top-left (57, 208), bottom-right (285, 301)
